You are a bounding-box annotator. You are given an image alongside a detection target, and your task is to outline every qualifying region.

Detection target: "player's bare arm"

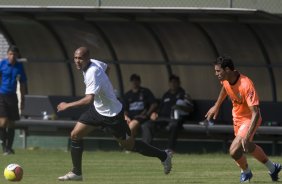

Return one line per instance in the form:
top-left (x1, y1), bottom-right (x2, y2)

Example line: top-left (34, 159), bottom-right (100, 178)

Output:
top-left (205, 86), bottom-right (227, 120)
top-left (57, 94), bottom-right (94, 112)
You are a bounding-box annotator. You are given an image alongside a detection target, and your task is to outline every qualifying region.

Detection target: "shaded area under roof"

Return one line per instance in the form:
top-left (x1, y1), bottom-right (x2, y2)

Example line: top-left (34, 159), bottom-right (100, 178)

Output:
top-left (0, 7), bottom-right (281, 101)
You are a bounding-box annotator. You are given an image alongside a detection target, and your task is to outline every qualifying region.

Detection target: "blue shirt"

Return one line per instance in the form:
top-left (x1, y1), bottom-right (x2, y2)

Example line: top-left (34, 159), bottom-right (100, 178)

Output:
top-left (0, 59), bottom-right (27, 94)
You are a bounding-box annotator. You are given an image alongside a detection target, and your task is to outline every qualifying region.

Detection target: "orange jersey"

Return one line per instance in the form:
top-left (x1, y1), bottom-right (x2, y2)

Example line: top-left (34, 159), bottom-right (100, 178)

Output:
top-left (222, 74), bottom-right (260, 125)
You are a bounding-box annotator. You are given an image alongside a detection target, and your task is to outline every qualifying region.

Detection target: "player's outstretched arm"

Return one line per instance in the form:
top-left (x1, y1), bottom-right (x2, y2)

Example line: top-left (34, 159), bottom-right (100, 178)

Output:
top-left (205, 86), bottom-right (227, 120)
top-left (57, 94), bottom-right (94, 112)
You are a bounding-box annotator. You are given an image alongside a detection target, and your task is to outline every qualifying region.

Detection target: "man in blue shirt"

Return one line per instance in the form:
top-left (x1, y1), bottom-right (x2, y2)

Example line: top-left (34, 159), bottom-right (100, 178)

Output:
top-left (0, 45), bottom-right (27, 155)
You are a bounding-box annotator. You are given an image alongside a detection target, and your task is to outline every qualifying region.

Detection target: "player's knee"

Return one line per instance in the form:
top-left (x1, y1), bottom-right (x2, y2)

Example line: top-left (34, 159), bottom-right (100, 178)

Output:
top-left (229, 144), bottom-right (238, 156)
top-left (229, 146), bottom-right (242, 159)
top-left (229, 147), bottom-right (236, 157)
top-left (0, 118), bottom-right (8, 127)
top-left (70, 130), bottom-right (81, 140)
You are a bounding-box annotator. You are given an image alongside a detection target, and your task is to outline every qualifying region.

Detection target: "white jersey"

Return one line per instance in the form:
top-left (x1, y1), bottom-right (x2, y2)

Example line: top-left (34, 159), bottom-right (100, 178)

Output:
top-left (83, 59), bottom-right (122, 117)
top-left (90, 59), bottom-right (107, 72)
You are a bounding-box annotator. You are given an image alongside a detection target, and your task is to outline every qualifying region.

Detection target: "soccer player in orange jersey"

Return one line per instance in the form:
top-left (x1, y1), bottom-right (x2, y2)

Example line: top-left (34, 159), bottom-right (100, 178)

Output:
top-left (205, 56), bottom-right (281, 183)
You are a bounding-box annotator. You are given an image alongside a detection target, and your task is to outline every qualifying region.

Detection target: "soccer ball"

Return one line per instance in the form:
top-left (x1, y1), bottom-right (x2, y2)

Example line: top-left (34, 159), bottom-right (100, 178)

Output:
top-left (4, 164), bottom-right (23, 181)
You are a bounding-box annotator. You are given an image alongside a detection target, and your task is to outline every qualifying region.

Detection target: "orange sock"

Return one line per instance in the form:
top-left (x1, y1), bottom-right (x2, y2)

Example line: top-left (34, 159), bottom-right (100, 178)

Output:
top-left (235, 156), bottom-right (248, 171)
top-left (251, 145), bottom-right (268, 164)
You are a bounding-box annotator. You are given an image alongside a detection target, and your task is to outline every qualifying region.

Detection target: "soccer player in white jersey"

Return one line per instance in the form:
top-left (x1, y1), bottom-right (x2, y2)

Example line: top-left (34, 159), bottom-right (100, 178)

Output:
top-left (57, 47), bottom-right (172, 181)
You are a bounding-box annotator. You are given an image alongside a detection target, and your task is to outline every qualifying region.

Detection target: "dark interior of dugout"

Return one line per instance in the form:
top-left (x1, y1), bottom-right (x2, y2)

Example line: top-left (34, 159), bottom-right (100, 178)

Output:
top-left (21, 95), bottom-right (282, 155)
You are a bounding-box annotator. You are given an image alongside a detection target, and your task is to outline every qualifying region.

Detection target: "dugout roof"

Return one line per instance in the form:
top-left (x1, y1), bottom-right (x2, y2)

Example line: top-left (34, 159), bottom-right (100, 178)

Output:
top-left (0, 7), bottom-right (281, 101)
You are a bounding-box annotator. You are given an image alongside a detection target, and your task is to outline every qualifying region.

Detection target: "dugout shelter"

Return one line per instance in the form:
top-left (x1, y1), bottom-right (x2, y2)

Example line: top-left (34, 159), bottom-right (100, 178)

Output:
top-left (1, 6), bottom-right (282, 153)
top-left (0, 6), bottom-right (281, 102)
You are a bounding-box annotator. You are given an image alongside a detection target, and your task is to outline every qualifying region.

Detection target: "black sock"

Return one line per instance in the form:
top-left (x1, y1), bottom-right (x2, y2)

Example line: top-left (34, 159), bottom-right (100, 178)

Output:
top-left (71, 140), bottom-right (83, 175)
top-left (7, 128), bottom-right (15, 151)
top-left (132, 140), bottom-right (167, 162)
top-left (0, 128), bottom-right (7, 151)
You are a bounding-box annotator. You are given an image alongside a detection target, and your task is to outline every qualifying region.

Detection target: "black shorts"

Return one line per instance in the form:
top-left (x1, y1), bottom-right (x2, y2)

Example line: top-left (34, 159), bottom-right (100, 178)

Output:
top-left (0, 94), bottom-right (20, 121)
top-left (79, 105), bottom-right (131, 140)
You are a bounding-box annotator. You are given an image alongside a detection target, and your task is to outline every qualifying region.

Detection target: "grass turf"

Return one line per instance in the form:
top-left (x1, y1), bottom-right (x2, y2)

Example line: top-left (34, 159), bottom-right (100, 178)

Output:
top-left (0, 149), bottom-right (281, 184)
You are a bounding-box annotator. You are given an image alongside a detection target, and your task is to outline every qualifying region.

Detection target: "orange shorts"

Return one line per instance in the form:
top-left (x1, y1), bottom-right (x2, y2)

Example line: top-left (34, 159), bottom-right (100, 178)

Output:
top-left (233, 117), bottom-right (262, 141)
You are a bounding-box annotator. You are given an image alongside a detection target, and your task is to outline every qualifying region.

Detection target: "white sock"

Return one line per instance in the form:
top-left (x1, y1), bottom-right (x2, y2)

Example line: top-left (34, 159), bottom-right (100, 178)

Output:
top-left (265, 160), bottom-right (275, 173)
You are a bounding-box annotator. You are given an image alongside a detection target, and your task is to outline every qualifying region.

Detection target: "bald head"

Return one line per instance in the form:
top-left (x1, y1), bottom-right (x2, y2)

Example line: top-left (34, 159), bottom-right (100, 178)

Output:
top-left (73, 47), bottom-right (91, 71)
top-left (75, 47), bottom-right (90, 58)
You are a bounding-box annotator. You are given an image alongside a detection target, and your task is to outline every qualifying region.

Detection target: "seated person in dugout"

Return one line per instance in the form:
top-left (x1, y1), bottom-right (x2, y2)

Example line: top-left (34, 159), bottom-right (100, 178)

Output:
top-left (123, 74), bottom-right (158, 138)
top-left (141, 74), bottom-right (194, 152)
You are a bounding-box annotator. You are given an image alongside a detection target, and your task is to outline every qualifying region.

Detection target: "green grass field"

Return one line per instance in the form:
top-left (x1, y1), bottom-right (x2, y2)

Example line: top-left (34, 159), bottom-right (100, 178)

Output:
top-left (0, 149), bottom-right (281, 184)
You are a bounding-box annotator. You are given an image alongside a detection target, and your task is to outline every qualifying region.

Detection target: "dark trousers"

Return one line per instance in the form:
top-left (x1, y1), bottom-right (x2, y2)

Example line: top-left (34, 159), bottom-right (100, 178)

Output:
top-left (141, 118), bottom-right (183, 150)
top-left (0, 127), bottom-right (15, 152)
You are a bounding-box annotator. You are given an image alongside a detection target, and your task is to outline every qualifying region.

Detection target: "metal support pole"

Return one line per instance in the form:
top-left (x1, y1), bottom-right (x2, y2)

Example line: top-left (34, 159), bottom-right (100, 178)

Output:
top-left (97, 0), bottom-right (101, 7)
top-left (228, 0), bottom-right (233, 8)
top-left (19, 129), bottom-right (27, 149)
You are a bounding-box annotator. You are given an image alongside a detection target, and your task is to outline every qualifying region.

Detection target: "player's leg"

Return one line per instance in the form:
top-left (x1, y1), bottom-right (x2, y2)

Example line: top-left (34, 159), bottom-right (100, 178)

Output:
top-left (128, 119), bottom-right (140, 137)
top-left (4, 94), bottom-right (20, 155)
top-left (59, 105), bottom-right (105, 181)
top-left (0, 117), bottom-right (8, 153)
top-left (246, 126), bottom-right (281, 181)
top-left (70, 122), bottom-right (95, 175)
top-left (118, 136), bottom-right (173, 174)
top-left (6, 120), bottom-right (15, 155)
top-left (167, 120), bottom-right (180, 152)
top-left (112, 117), bottom-right (166, 159)
top-left (229, 136), bottom-right (250, 172)
top-left (237, 120), bottom-right (281, 181)
top-left (250, 143), bottom-right (281, 181)
top-left (140, 120), bottom-right (154, 144)
top-left (230, 122), bottom-right (253, 182)
top-left (229, 135), bottom-right (253, 182)
top-left (112, 118), bottom-right (173, 174)
top-left (58, 122), bottom-right (95, 181)
top-left (0, 95), bottom-right (8, 153)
